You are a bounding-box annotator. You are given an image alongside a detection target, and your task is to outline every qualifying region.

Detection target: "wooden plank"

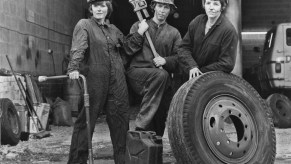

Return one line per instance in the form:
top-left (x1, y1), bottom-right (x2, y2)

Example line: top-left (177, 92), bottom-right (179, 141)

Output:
top-left (25, 75), bottom-right (38, 105)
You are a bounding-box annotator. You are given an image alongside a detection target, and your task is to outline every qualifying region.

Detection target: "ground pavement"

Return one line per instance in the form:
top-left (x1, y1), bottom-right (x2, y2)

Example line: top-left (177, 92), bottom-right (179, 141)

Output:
top-left (1, 108), bottom-right (291, 164)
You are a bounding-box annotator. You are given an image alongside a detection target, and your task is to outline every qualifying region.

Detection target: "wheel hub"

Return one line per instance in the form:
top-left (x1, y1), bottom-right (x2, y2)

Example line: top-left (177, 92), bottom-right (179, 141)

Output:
top-left (203, 95), bottom-right (258, 163)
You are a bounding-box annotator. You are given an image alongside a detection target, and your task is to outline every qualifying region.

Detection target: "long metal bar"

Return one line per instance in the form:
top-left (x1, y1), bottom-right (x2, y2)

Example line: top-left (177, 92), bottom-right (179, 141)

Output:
top-left (38, 75), bottom-right (93, 164)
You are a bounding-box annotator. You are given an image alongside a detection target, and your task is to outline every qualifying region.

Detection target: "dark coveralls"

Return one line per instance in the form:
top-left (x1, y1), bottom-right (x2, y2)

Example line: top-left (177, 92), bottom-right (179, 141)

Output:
top-left (126, 19), bottom-right (181, 136)
top-left (178, 14), bottom-right (238, 74)
top-left (67, 17), bottom-right (142, 164)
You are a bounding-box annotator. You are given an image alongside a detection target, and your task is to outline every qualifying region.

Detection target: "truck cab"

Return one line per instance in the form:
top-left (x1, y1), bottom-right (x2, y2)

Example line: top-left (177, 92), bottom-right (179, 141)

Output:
top-left (258, 23), bottom-right (291, 92)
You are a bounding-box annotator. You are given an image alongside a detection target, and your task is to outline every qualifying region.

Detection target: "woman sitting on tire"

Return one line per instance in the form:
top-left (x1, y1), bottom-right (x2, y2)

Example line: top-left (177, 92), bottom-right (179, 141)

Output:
top-left (178, 0), bottom-right (238, 80)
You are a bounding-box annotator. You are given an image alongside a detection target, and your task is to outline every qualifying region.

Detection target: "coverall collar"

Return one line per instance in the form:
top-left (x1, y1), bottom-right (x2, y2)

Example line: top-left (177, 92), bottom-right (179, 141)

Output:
top-left (90, 16), bottom-right (111, 28)
top-left (204, 14), bottom-right (224, 28)
top-left (150, 18), bottom-right (167, 28)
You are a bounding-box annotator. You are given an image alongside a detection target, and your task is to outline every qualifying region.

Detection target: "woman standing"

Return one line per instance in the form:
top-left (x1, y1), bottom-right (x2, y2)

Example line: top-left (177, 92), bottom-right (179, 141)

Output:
top-left (178, 0), bottom-right (238, 79)
top-left (67, 0), bottom-right (148, 163)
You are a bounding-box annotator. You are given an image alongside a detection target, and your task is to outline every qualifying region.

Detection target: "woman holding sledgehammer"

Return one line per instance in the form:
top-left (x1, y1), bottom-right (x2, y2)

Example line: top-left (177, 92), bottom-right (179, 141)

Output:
top-left (66, 0), bottom-right (148, 163)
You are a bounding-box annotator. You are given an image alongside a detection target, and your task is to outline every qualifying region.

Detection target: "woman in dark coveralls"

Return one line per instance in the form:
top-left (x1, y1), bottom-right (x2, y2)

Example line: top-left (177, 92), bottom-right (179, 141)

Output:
top-left (179, 0), bottom-right (238, 79)
top-left (66, 0), bottom-right (148, 163)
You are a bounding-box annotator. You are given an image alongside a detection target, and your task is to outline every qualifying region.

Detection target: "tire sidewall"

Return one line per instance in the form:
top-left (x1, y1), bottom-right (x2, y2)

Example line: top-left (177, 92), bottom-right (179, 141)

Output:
top-left (1, 98), bottom-right (21, 146)
top-left (266, 93), bottom-right (291, 128)
top-left (181, 72), bottom-right (275, 163)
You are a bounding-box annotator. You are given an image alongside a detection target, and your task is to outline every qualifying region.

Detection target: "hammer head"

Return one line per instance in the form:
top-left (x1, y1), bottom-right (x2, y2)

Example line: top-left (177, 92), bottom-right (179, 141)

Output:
top-left (129, 0), bottom-right (148, 12)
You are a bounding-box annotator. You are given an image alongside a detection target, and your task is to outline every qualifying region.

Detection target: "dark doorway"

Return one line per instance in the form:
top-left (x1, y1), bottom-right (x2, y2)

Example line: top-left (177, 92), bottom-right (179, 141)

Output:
top-left (110, 0), bottom-right (205, 37)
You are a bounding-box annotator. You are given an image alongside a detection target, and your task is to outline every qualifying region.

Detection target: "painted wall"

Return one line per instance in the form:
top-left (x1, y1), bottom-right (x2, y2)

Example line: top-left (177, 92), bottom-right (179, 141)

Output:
top-left (0, 0), bottom-right (86, 76)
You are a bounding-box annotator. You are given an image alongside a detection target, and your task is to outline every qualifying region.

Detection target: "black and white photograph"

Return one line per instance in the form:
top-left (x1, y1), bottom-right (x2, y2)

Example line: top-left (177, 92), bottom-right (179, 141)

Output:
top-left (0, 0), bottom-right (291, 163)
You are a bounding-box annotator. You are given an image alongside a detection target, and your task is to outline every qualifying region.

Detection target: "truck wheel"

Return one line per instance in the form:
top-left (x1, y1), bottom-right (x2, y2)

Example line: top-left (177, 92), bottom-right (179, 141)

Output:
top-left (266, 93), bottom-right (291, 128)
top-left (168, 72), bottom-right (276, 164)
top-left (0, 98), bottom-right (21, 146)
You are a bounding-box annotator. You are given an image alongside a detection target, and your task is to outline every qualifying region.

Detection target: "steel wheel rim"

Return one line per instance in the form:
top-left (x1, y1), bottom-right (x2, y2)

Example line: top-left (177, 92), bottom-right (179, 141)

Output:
top-left (202, 95), bottom-right (258, 163)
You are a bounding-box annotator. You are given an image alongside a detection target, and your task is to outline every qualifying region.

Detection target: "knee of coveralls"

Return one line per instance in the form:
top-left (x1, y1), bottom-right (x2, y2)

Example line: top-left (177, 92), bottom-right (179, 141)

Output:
top-left (127, 68), bottom-right (171, 129)
top-left (126, 68), bottom-right (170, 96)
top-left (148, 69), bottom-right (170, 90)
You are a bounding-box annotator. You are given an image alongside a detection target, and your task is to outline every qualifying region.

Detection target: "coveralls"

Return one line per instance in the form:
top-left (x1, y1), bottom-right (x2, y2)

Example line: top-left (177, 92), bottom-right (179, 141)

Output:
top-left (126, 19), bottom-right (181, 136)
top-left (67, 17), bottom-right (143, 164)
top-left (178, 14), bottom-right (238, 74)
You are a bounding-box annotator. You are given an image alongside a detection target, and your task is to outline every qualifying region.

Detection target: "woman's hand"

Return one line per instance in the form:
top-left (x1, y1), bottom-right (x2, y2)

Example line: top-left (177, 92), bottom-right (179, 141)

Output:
top-left (137, 19), bottom-right (149, 36)
top-left (153, 56), bottom-right (166, 67)
top-left (189, 67), bottom-right (203, 80)
top-left (69, 70), bottom-right (80, 79)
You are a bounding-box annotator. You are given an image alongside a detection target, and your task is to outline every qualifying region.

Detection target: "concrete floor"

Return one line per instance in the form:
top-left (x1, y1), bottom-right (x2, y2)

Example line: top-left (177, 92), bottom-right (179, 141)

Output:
top-left (89, 122), bottom-right (291, 164)
top-left (1, 115), bottom-right (291, 164)
top-left (42, 122), bottom-right (291, 164)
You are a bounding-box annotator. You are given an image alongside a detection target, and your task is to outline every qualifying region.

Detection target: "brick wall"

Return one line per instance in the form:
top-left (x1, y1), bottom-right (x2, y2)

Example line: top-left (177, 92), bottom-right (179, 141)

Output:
top-left (0, 75), bottom-right (26, 105)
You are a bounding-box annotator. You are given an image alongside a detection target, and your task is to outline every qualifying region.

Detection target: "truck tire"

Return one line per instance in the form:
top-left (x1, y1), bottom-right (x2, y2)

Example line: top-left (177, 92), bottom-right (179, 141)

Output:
top-left (0, 98), bottom-right (21, 146)
top-left (266, 93), bottom-right (291, 128)
top-left (168, 72), bottom-right (276, 164)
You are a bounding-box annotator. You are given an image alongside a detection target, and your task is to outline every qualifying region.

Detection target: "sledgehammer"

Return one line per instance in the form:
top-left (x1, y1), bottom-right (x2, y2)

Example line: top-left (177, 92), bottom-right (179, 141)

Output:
top-left (38, 75), bottom-right (93, 164)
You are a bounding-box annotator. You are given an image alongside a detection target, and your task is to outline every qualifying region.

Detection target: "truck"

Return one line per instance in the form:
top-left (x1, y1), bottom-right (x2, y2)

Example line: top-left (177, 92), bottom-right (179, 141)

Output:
top-left (245, 23), bottom-right (291, 128)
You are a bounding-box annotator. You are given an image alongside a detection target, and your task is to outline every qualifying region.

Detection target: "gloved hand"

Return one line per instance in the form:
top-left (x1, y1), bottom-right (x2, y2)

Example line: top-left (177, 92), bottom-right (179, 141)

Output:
top-left (69, 70), bottom-right (79, 79)
top-left (137, 19), bottom-right (149, 36)
top-left (153, 56), bottom-right (166, 67)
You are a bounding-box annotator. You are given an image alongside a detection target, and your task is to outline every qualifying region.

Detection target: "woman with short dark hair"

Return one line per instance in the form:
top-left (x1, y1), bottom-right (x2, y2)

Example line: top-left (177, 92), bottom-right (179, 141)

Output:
top-left (179, 0), bottom-right (238, 79)
top-left (67, 0), bottom-right (148, 163)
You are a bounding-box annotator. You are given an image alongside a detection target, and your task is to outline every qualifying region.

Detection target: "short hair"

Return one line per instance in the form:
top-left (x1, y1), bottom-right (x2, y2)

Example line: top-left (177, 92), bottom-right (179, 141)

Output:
top-left (150, 2), bottom-right (176, 15)
top-left (202, 0), bottom-right (228, 11)
top-left (88, 1), bottom-right (113, 19)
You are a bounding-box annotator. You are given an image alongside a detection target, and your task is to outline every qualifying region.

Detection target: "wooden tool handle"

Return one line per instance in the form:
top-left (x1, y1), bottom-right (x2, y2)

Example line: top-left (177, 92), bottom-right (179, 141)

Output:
top-left (136, 11), bottom-right (163, 69)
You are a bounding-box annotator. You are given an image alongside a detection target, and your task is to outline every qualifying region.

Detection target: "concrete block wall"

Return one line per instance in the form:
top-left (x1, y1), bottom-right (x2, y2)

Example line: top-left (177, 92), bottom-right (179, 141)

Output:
top-left (0, 0), bottom-right (86, 101)
top-left (0, 0), bottom-right (85, 76)
top-left (0, 75), bottom-right (26, 105)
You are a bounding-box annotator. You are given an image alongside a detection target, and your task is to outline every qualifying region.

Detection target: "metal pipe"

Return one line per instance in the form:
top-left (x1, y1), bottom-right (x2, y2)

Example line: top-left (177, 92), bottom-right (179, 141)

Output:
top-left (38, 74), bottom-right (93, 164)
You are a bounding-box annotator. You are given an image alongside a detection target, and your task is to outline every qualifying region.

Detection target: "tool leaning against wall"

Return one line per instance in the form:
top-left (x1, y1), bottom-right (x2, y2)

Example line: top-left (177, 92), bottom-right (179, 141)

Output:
top-left (6, 55), bottom-right (50, 139)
